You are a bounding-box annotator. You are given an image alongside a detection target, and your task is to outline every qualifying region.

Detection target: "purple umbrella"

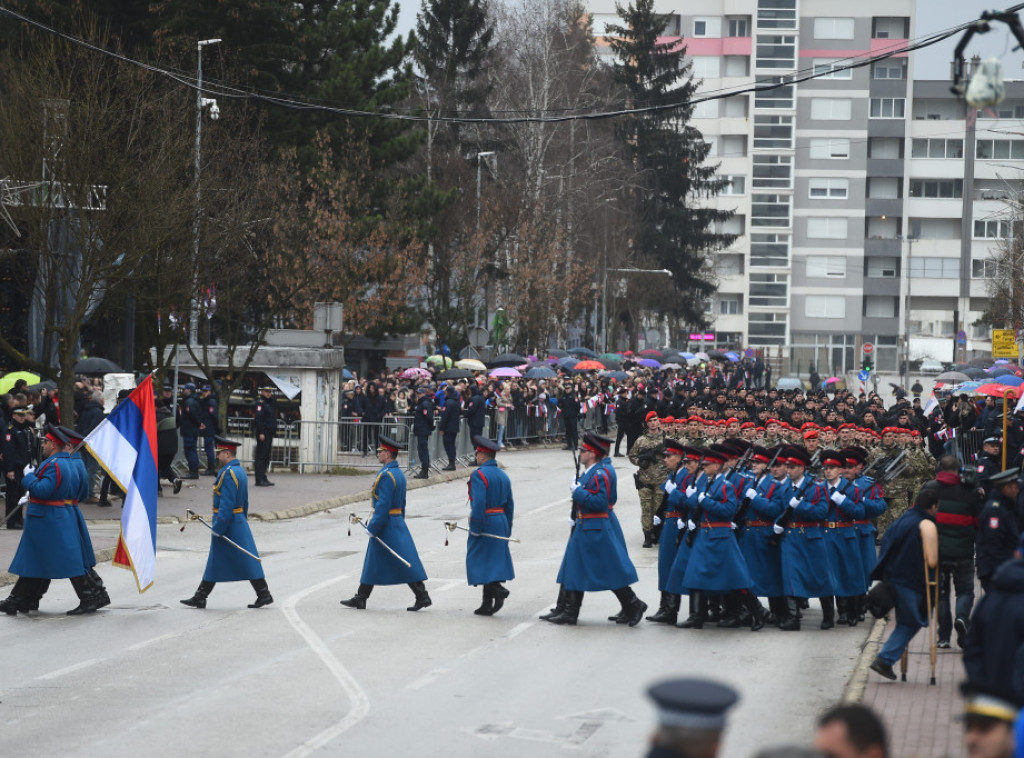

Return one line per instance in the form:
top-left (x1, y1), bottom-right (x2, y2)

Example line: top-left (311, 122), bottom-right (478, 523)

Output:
top-left (638, 358), bottom-right (662, 368)
top-left (490, 367), bottom-right (522, 378)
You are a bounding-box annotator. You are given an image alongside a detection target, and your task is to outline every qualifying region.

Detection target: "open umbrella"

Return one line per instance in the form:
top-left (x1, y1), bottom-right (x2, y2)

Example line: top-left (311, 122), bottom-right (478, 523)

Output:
top-left (425, 355), bottom-right (454, 369)
top-left (74, 357), bottom-right (123, 374)
top-left (995, 375), bottom-right (1024, 387)
top-left (490, 352), bottom-right (528, 367)
top-left (601, 370), bottom-right (629, 381)
top-left (557, 356), bottom-right (579, 369)
top-left (775, 377), bottom-right (804, 390)
top-left (662, 363), bottom-right (683, 370)
top-left (724, 351), bottom-right (740, 363)
top-left (987, 367), bottom-right (1014, 377)
top-left (568, 347), bottom-right (598, 358)
top-left (695, 352), bottom-right (710, 361)
top-left (638, 358), bottom-right (662, 369)
top-left (27, 379), bottom-right (57, 392)
top-left (680, 352), bottom-right (696, 360)
top-left (525, 366), bottom-right (557, 379)
top-left (935, 371), bottom-right (970, 383)
top-left (975, 383), bottom-right (1019, 398)
top-left (438, 367), bottom-right (474, 380)
top-left (0, 370), bottom-right (41, 394)
top-left (574, 360), bottom-right (605, 371)
top-left (401, 367), bottom-right (432, 379)
top-left (639, 349), bottom-right (662, 357)
top-left (825, 377), bottom-right (842, 384)
top-left (962, 367), bottom-right (988, 379)
top-left (342, 368), bottom-right (355, 380)
top-left (456, 358), bottom-right (486, 371)
top-left (546, 349), bottom-right (569, 358)
top-left (969, 356), bottom-right (994, 366)
top-left (489, 367), bottom-right (522, 378)
top-left (707, 349), bottom-right (728, 361)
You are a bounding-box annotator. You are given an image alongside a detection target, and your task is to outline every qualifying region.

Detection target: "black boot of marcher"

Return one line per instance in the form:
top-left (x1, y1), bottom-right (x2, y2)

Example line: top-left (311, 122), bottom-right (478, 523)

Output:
top-left (181, 580), bottom-right (216, 609)
top-left (340, 583), bottom-right (374, 609)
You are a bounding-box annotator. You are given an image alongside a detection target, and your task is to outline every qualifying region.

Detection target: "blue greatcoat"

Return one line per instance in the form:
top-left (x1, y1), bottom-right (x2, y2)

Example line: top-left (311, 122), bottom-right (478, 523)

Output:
top-left (665, 472), bottom-right (706, 595)
top-left (69, 452), bottom-right (98, 568)
top-left (780, 475), bottom-right (835, 598)
top-left (683, 472), bottom-right (753, 591)
top-left (203, 459), bottom-right (265, 582)
top-left (466, 460), bottom-right (515, 585)
top-left (11, 452), bottom-right (89, 579)
top-left (657, 467), bottom-right (690, 591)
top-left (557, 461), bottom-right (638, 591)
top-left (739, 472), bottom-right (787, 597)
top-left (598, 457), bottom-right (627, 547)
top-left (823, 477), bottom-right (867, 596)
top-left (359, 460), bottom-right (428, 585)
top-left (854, 474), bottom-right (886, 586)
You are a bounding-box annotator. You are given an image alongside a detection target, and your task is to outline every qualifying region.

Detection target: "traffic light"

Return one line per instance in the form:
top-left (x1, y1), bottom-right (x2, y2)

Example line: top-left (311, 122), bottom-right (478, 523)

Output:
top-left (862, 357), bottom-right (873, 372)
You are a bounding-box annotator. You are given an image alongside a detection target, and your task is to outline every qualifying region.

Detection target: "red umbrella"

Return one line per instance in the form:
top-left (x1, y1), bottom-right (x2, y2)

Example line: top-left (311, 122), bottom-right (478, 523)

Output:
top-left (574, 360), bottom-right (605, 371)
top-left (974, 383), bottom-right (1019, 399)
top-left (639, 349), bottom-right (662, 356)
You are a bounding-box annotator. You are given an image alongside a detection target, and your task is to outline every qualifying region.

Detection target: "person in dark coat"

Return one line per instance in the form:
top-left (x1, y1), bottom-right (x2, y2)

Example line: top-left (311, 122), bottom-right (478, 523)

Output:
top-left (643, 677), bottom-right (739, 758)
top-left (253, 386), bottom-right (277, 487)
top-left (75, 390), bottom-right (106, 501)
top-left (181, 436), bottom-right (272, 609)
top-left (559, 384), bottom-right (581, 451)
top-left (613, 387), bottom-right (629, 456)
top-left (198, 385), bottom-right (220, 475)
top-left (412, 386), bottom-right (435, 479)
top-left (438, 386), bottom-right (461, 470)
top-left (361, 382), bottom-right (387, 456)
top-left (175, 383), bottom-right (203, 479)
top-left (976, 469), bottom-right (1022, 592)
top-left (464, 384), bottom-right (486, 440)
top-left (340, 435), bottom-right (430, 611)
top-left (155, 387), bottom-right (182, 494)
top-left (2, 406), bottom-right (37, 529)
top-left (464, 436), bottom-right (514, 615)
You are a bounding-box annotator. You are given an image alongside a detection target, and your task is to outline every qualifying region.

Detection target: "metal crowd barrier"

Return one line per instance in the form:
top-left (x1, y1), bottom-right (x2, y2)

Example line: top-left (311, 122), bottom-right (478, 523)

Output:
top-left (953, 428), bottom-right (987, 464)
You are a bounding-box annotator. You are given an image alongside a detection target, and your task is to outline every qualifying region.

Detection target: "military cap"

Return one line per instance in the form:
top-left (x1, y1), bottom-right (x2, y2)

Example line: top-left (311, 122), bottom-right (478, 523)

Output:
top-left (803, 429), bottom-right (819, 441)
top-left (662, 416), bottom-right (675, 424)
top-left (784, 445), bottom-right (812, 468)
top-left (201, 384), bottom-right (212, 392)
top-left (472, 435), bottom-right (501, 454)
top-left (44, 424), bottom-right (70, 446)
top-left (819, 450), bottom-right (845, 468)
top-left (701, 444), bottom-right (732, 464)
top-left (647, 677), bottom-right (739, 731)
top-left (750, 445), bottom-right (772, 463)
top-left (581, 432), bottom-right (611, 456)
top-left (645, 410), bottom-right (659, 422)
top-left (213, 435), bottom-right (241, 451)
top-left (988, 468), bottom-right (1019, 487)
top-left (959, 681), bottom-right (1020, 724)
top-left (57, 425), bottom-right (84, 444)
top-left (983, 436), bottom-right (1003, 445)
top-left (377, 435), bottom-right (403, 454)
top-left (664, 438), bottom-right (687, 456)
top-left (183, 382), bottom-right (196, 391)
top-left (162, 383), bottom-right (173, 392)
top-left (11, 405), bottom-right (31, 416)
top-left (840, 447), bottom-right (868, 466)
top-left (259, 385), bottom-right (275, 392)
top-left (681, 446), bottom-right (704, 461)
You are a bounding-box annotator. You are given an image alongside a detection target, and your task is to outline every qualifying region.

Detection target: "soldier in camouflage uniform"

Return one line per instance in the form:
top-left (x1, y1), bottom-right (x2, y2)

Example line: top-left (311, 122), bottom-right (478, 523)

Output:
top-left (870, 427), bottom-right (934, 537)
top-left (629, 412), bottom-right (668, 549)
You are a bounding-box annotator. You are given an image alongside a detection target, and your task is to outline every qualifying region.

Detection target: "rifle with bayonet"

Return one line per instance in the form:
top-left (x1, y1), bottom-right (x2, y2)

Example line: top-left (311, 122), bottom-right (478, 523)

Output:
top-left (734, 447), bottom-right (782, 538)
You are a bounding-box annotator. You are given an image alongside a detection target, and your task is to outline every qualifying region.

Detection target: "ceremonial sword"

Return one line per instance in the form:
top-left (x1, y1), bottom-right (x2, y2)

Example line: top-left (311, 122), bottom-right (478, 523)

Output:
top-left (443, 521), bottom-right (521, 542)
top-left (181, 509), bottom-right (262, 561)
top-left (348, 513), bottom-right (412, 568)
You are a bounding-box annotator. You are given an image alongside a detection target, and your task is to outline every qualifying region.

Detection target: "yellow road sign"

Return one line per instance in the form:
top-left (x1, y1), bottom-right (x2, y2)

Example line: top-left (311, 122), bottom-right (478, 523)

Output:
top-left (992, 329), bottom-right (1019, 358)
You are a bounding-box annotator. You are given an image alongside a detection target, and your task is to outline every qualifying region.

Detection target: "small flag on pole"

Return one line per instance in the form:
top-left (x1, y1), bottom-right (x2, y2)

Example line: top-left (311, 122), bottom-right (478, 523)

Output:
top-left (84, 375), bottom-right (159, 592)
top-left (923, 393), bottom-right (939, 418)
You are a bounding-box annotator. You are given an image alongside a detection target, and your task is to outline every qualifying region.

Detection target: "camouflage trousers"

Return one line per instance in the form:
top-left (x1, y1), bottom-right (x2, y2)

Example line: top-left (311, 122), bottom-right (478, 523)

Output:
top-left (638, 487), bottom-right (665, 532)
top-left (876, 493), bottom-right (914, 538)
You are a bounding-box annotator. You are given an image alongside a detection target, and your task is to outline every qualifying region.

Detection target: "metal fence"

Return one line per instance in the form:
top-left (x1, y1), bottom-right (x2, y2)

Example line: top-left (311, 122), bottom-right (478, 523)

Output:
top-left (952, 428), bottom-right (987, 464)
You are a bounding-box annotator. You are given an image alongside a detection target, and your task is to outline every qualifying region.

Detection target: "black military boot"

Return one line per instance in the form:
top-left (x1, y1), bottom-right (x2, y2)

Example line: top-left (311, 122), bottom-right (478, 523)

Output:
top-left (844, 596), bottom-right (859, 626)
top-left (741, 591), bottom-right (767, 632)
top-left (66, 576), bottom-right (101, 615)
top-left (489, 583), bottom-right (509, 615)
top-left (407, 581), bottom-right (432, 611)
top-left (836, 596), bottom-right (848, 625)
top-left (248, 578), bottom-right (274, 608)
top-left (642, 530), bottom-right (654, 548)
top-left (778, 596), bottom-right (801, 631)
top-left (646, 592), bottom-right (677, 624)
top-left (612, 587), bottom-right (647, 627)
top-left (27, 578), bottom-right (50, 611)
top-left (0, 579), bottom-right (33, 616)
top-left (820, 596), bottom-right (836, 630)
top-left (474, 585), bottom-right (494, 616)
top-left (413, 469), bottom-right (430, 480)
top-left (677, 591), bottom-right (707, 629)
top-left (766, 596), bottom-right (784, 626)
top-left (545, 590), bottom-right (582, 625)
top-left (541, 586), bottom-right (567, 620)
top-left (87, 569), bottom-right (111, 609)
top-left (181, 580), bottom-right (216, 609)
top-left (717, 593), bottom-right (743, 628)
top-left (340, 583), bottom-right (373, 609)
top-left (706, 596), bottom-right (722, 624)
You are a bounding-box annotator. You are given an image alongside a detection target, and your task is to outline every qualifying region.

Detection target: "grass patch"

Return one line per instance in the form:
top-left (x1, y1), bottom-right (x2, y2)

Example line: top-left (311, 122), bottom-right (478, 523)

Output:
top-left (327, 466), bottom-right (371, 476)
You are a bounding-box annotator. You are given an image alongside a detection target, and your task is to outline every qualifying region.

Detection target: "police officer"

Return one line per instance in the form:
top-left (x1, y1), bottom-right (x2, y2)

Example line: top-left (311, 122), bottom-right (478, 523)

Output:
top-left (181, 435), bottom-right (272, 609)
top-left (412, 386), bottom-right (434, 479)
top-left (253, 385), bottom-right (277, 487)
top-left (438, 385), bottom-right (460, 471)
top-left (976, 468), bottom-right (1021, 593)
top-left (464, 383), bottom-right (486, 441)
top-left (340, 435), bottom-right (431, 611)
top-left (199, 384), bottom-right (220, 476)
top-left (176, 383), bottom-right (202, 479)
top-left (2, 405), bottom-right (37, 529)
top-left (975, 436), bottom-right (1003, 497)
top-left (465, 436), bottom-right (514, 616)
top-left (643, 677), bottom-right (739, 758)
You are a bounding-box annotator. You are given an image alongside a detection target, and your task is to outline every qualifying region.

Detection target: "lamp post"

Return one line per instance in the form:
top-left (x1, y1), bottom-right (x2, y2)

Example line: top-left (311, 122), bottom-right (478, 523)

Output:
top-left (191, 38), bottom-right (222, 346)
top-left (900, 235), bottom-right (915, 391)
top-left (601, 268), bottom-right (673, 353)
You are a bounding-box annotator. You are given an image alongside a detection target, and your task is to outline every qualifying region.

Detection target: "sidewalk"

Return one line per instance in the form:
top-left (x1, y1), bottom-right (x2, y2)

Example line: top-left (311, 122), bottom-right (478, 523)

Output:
top-left (853, 614), bottom-right (966, 757)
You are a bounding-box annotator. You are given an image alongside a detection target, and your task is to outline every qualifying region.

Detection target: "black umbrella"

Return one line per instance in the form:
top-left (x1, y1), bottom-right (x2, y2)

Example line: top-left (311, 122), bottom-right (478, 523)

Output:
top-left (27, 379), bottom-right (58, 391)
top-left (490, 352), bottom-right (527, 367)
top-left (707, 349), bottom-right (728, 361)
top-left (74, 357), bottom-right (123, 374)
top-left (546, 348), bottom-right (569, 358)
top-left (568, 347), bottom-right (598, 358)
top-left (598, 357), bottom-right (622, 369)
top-left (438, 368), bottom-right (474, 380)
top-left (962, 367), bottom-right (988, 379)
top-left (525, 366), bottom-right (557, 379)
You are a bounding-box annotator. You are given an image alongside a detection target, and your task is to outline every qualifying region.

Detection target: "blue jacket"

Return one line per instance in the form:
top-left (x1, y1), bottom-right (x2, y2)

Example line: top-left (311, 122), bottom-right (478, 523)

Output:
top-left (823, 476), bottom-right (867, 596)
top-left (682, 472), bottom-right (752, 591)
top-left (69, 452), bottom-right (97, 568)
top-left (464, 390), bottom-right (486, 432)
top-left (739, 472), bottom-right (786, 597)
top-left (203, 459), bottom-right (264, 582)
top-left (439, 395), bottom-right (462, 435)
top-left (412, 396), bottom-right (435, 437)
top-left (854, 474), bottom-right (887, 581)
top-left (11, 452), bottom-right (89, 578)
top-left (465, 460), bottom-right (515, 585)
top-left (780, 475), bottom-right (835, 597)
top-left (359, 461), bottom-right (427, 585)
top-left (656, 467), bottom-right (689, 590)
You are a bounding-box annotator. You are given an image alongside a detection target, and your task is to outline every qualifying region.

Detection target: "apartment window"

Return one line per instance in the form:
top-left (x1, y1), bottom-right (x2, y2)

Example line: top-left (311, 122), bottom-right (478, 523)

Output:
top-left (814, 17), bottom-right (855, 40)
top-left (863, 296), bottom-right (897, 318)
top-left (977, 103), bottom-right (1024, 120)
top-left (813, 59), bottom-right (853, 80)
top-left (719, 254), bottom-right (744, 276)
top-left (727, 17), bottom-right (749, 37)
top-left (753, 114), bottom-right (793, 148)
top-left (694, 19), bottom-right (708, 37)
top-left (806, 255), bottom-right (847, 278)
top-left (755, 79), bottom-right (795, 109)
top-left (867, 177), bottom-right (900, 199)
top-left (909, 257), bottom-right (959, 278)
top-left (749, 272), bottom-right (788, 306)
top-left (908, 179), bottom-right (963, 199)
top-left (720, 296), bottom-right (742, 315)
top-left (693, 99), bottom-right (719, 118)
top-left (808, 178), bottom-right (849, 199)
top-left (974, 219), bottom-right (1011, 239)
top-left (692, 56), bottom-right (721, 79)
top-left (751, 233), bottom-right (790, 266)
top-left (976, 140), bottom-right (1024, 160)
top-left (811, 98), bottom-right (852, 121)
top-left (870, 98), bottom-right (906, 118)
top-left (809, 137), bottom-right (850, 159)
top-left (872, 60), bottom-right (906, 79)
top-left (753, 154), bottom-right (793, 189)
top-left (756, 35), bottom-right (796, 68)
top-left (757, 0), bottom-right (797, 30)
top-left (872, 17), bottom-right (908, 39)
top-left (720, 176), bottom-right (746, 196)
top-left (720, 135), bottom-right (747, 157)
top-left (805, 295), bottom-right (845, 318)
top-left (722, 95), bottom-right (748, 117)
top-left (661, 14), bottom-right (681, 36)
top-left (723, 56), bottom-right (749, 77)
top-left (972, 259), bottom-right (999, 278)
top-left (868, 137), bottom-right (901, 159)
top-left (867, 257), bottom-right (899, 277)
top-left (748, 313), bottom-right (787, 345)
top-left (751, 193), bottom-right (792, 227)
top-left (807, 217), bottom-right (848, 239)
top-left (911, 138), bottom-right (964, 159)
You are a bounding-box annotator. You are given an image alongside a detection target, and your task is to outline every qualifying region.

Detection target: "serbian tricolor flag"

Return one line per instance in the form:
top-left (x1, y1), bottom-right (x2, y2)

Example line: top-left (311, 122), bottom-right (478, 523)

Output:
top-left (923, 393), bottom-right (940, 418)
top-left (84, 375), bottom-right (159, 592)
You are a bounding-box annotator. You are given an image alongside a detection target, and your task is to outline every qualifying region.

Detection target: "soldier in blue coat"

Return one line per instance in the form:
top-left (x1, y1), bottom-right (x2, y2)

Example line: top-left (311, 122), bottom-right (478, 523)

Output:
top-left (181, 436), bottom-right (273, 609)
top-left (545, 433), bottom-right (646, 626)
top-left (819, 450), bottom-right (866, 627)
top-left (0, 425), bottom-right (91, 615)
top-left (844, 446), bottom-right (886, 621)
top-left (465, 436), bottom-right (514, 615)
top-left (738, 445), bottom-right (787, 622)
top-left (341, 435), bottom-right (431, 611)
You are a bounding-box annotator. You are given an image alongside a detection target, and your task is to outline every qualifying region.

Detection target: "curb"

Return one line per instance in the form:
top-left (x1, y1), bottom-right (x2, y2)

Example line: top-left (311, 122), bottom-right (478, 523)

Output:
top-left (844, 616), bottom-right (888, 702)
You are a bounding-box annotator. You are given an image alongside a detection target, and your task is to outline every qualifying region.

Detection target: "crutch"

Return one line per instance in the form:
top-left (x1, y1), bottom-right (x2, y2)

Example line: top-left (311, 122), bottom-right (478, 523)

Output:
top-left (924, 552), bottom-right (939, 685)
top-left (900, 650), bottom-right (908, 681)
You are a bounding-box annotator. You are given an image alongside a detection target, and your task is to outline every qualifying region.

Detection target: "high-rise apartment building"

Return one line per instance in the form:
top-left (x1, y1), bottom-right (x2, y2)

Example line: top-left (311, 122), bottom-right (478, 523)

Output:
top-left (589, 0), bottom-right (1024, 374)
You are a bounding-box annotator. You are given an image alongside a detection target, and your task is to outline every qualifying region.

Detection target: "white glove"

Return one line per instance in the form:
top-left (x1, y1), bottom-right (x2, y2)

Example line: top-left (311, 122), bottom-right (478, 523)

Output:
top-left (687, 519), bottom-right (697, 531)
top-left (773, 524), bottom-right (785, 535)
top-left (664, 480), bottom-right (677, 494)
top-left (570, 479), bottom-right (580, 493)
top-left (18, 491), bottom-right (29, 506)
top-left (23, 463), bottom-right (34, 477)
top-left (698, 492), bottom-right (707, 503)
top-left (729, 521), bottom-right (737, 530)
top-left (677, 518), bottom-right (686, 531)
top-left (830, 491), bottom-right (847, 505)
top-left (788, 497), bottom-right (800, 509)
top-left (685, 486), bottom-right (697, 497)
top-left (653, 515), bottom-right (662, 526)
top-left (568, 517), bottom-right (576, 526)
top-left (745, 488), bottom-right (758, 500)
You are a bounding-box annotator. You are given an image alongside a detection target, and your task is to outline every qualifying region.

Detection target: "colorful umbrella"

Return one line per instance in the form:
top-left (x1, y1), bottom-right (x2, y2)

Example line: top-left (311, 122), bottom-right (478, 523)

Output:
top-left (639, 349), bottom-right (662, 357)
top-left (455, 358), bottom-right (486, 371)
top-left (425, 355), bottom-right (454, 368)
top-left (680, 352), bottom-right (696, 359)
top-left (0, 371), bottom-right (41, 394)
top-left (525, 366), bottom-right (557, 379)
top-left (574, 360), bottom-right (605, 371)
top-left (974, 383), bottom-right (1019, 398)
top-left (825, 377), bottom-right (842, 384)
top-left (638, 358), bottom-right (662, 368)
top-left (557, 356), bottom-right (579, 368)
top-left (995, 375), bottom-right (1024, 387)
top-left (489, 367), bottom-right (522, 378)
top-left (724, 351), bottom-right (740, 363)
top-left (401, 367), bottom-right (432, 379)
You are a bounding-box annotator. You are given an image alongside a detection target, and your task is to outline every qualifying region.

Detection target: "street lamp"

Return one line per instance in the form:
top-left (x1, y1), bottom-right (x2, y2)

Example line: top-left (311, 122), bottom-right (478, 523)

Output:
top-left (191, 38), bottom-right (222, 346)
top-left (899, 235), bottom-right (916, 391)
top-left (601, 268), bottom-right (673, 353)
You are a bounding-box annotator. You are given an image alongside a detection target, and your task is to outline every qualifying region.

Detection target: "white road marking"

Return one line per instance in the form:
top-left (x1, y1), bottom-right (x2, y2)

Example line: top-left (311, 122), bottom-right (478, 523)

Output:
top-left (126, 632), bottom-right (179, 652)
top-left (36, 659), bottom-right (99, 681)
